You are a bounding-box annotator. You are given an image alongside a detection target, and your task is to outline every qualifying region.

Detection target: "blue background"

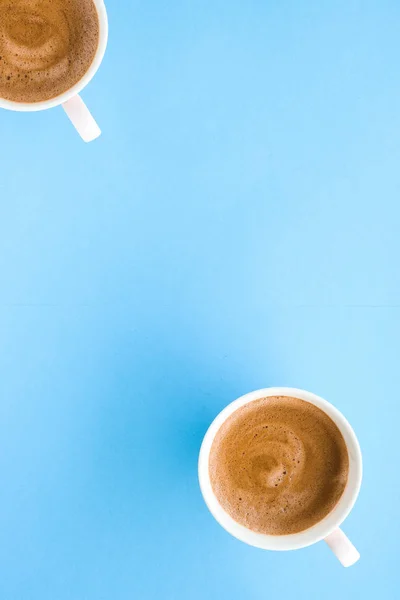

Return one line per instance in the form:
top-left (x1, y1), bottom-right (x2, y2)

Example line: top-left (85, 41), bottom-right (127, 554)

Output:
top-left (0, 0), bottom-right (397, 598)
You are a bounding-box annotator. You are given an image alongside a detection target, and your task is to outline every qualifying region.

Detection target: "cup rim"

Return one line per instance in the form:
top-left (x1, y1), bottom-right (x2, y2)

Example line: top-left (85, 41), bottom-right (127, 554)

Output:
top-left (0, 0), bottom-right (108, 112)
top-left (198, 387), bottom-right (362, 551)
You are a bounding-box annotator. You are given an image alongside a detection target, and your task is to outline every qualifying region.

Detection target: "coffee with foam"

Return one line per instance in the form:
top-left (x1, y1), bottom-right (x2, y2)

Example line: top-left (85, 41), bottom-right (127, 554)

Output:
top-left (209, 396), bottom-right (349, 535)
top-left (0, 0), bottom-right (99, 103)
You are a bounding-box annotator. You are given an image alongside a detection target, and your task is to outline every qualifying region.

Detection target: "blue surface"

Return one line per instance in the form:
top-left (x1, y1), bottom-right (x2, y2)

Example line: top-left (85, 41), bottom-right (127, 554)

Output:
top-left (0, 1), bottom-right (398, 598)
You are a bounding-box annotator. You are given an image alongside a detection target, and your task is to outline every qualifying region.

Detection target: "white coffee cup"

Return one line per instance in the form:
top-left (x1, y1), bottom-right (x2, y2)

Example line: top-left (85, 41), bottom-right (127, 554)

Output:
top-left (199, 387), bottom-right (362, 567)
top-left (0, 0), bottom-right (108, 142)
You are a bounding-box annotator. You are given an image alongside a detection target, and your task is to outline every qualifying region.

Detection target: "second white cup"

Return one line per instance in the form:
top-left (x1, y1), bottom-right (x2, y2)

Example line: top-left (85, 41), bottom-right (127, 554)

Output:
top-left (0, 0), bottom-right (108, 142)
top-left (198, 387), bottom-right (362, 567)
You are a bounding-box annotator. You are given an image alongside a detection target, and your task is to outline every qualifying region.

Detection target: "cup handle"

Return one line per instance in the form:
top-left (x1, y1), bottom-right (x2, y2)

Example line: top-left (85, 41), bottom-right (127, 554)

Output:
top-left (62, 94), bottom-right (101, 142)
top-left (324, 528), bottom-right (360, 567)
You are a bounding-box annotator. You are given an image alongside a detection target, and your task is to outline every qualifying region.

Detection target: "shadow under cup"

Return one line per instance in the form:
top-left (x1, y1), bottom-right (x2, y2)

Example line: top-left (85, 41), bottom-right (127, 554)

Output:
top-left (198, 387), bottom-right (362, 553)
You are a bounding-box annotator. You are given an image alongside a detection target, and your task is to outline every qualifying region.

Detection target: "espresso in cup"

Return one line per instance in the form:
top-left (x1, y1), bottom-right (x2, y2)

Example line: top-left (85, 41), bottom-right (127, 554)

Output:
top-left (209, 396), bottom-right (349, 535)
top-left (0, 0), bottom-right (99, 103)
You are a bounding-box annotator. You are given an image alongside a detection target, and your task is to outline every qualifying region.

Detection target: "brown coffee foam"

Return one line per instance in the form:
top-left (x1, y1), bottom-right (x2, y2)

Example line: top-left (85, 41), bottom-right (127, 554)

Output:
top-left (0, 0), bottom-right (99, 103)
top-left (209, 396), bottom-right (349, 535)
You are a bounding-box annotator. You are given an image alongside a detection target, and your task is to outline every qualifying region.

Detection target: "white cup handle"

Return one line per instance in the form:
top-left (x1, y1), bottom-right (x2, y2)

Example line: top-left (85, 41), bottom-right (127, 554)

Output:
top-left (324, 528), bottom-right (360, 567)
top-left (62, 94), bottom-right (101, 142)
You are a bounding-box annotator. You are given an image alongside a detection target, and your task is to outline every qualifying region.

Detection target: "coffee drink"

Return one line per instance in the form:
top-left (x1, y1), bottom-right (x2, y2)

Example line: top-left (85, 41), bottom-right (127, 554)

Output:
top-left (0, 0), bottom-right (99, 103)
top-left (209, 396), bottom-right (349, 535)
